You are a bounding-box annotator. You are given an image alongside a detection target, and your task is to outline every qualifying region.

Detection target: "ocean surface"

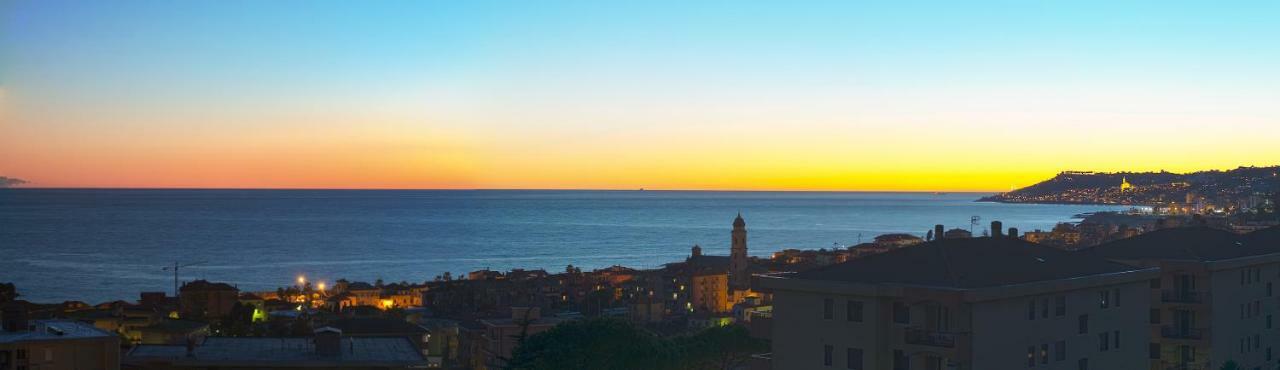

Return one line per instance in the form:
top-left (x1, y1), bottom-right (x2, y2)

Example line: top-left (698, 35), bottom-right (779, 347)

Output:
top-left (0, 189), bottom-right (1129, 303)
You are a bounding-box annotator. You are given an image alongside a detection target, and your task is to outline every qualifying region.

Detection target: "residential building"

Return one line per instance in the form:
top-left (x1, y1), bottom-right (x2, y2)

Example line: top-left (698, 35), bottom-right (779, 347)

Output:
top-left (178, 280), bottom-right (239, 320)
top-left (1082, 226), bottom-right (1280, 370)
top-left (125, 327), bottom-right (427, 369)
top-left (477, 307), bottom-right (562, 370)
top-left (0, 311), bottom-right (121, 370)
top-left (761, 226), bottom-right (1156, 370)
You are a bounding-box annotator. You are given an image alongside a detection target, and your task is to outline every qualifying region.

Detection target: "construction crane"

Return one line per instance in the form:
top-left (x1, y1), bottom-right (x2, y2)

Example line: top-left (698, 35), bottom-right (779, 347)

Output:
top-left (162, 261), bottom-right (207, 298)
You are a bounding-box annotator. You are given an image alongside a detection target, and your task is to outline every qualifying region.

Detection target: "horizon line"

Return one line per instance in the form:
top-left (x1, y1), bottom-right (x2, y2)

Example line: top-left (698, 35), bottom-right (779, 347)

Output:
top-left (0, 186), bottom-right (1000, 194)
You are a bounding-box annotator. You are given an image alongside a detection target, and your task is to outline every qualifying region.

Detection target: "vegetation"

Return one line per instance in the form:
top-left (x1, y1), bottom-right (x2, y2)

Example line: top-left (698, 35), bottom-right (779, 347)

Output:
top-left (1219, 360), bottom-right (1239, 370)
top-left (505, 318), bottom-right (766, 370)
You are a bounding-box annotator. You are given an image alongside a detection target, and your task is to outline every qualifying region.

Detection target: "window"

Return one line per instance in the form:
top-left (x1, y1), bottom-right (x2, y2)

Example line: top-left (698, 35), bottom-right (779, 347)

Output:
top-left (1055, 295), bottom-right (1066, 317)
top-left (1040, 343), bottom-right (1049, 364)
top-left (1150, 309), bottom-right (1160, 324)
top-left (824, 298), bottom-right (834, 320)
top-left (1099, 332), bottom-right (1109, 351)
top-left (1055, 340), bottom-right (1066, 361)
top-left (1099, 291), bottom-right (1109, 308)
top-left (1028, 300), bottom-right (1036, 320)
top-left (1149, 343), bottom-right (1160, 359)
top-left (1242, 270), bottom-right (1247, 285)
top-left (1269, 347), bottom-right (1273, 362)
top-left (824, 345), bottom-right (833, 366)
top-left (1078, 314), bottom-right (1088, 334)
top-left (1113, 289), bottom-right (1120, 307)
top-left (1255, 334), bottom-right (1261, 349)
top-left (1077, 358), bottom-right (1088, 370)
top-left (846, 348), bottom-right (863, 370)
top-left (1113, 331), bottom-right (1120, 349)
top-left (1268, 315), bottom-right (1273, 329)
top-left (847, 300), bottom-right (863, 322)
top-left (1269, 282), bottom-right (1274, 297)
top-left (894, 350), bottom-right (908, 370)
top-left (1027, 346), bottom-right (1036, 367)
top-left (893, 302), bottom-right (909, 324)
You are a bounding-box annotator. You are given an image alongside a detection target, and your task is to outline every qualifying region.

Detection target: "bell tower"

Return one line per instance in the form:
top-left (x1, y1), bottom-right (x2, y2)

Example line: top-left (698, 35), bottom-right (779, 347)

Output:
top-left (729, 212), bottom-right (749, 290)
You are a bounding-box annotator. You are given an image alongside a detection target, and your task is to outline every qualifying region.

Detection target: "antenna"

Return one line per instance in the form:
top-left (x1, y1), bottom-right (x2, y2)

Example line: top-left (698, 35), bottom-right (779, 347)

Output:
top-left (162, 261), bottom-right (208, 298)
top-left (969, 216), bottom-right (981, 233)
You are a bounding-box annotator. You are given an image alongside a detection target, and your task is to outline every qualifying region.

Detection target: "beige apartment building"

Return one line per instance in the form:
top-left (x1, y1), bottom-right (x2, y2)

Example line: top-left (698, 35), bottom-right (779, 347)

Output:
top-left (1083, 226), bottom-right (1280, 370)
top-left (761, 232), bottom-right (1157, 370)
top-left (0, 317), bottom-right (120, 370)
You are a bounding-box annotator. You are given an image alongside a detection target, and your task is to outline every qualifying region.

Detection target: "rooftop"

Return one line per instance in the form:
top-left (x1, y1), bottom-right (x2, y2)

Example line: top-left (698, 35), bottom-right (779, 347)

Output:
top-left (127, 336), bottom-right (426, 366)
top-left (324, 318), bottom-right (428, 335)
top-left (1082, 226), bottom-right (1280, 262)
top-left (180, 280), bottom-right (238, 292)
top-left (0, 320), bottom-right (117, 344)
top-left (790, 237), bottom-right (1143, 289)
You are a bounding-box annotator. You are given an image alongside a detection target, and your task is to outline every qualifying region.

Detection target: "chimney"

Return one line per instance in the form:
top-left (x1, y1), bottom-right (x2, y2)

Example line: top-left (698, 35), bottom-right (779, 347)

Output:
top-left (1008, 227), bottom-right (1019, 238)
top-left (991, 221), bottom-right (1003, 238)
top-left (314, 327), bottom-right (343, 357)
top-left (934, 225), bottom-right (945, 240)
top-left (691, 245), bottom-right (702, 257)
top-left (2, 304), bottom-right (29, 332)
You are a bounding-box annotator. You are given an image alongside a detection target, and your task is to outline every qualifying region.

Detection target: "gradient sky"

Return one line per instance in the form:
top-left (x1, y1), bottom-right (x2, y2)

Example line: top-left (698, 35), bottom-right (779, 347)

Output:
top-left (2, 0), bottom-right (1278, 191)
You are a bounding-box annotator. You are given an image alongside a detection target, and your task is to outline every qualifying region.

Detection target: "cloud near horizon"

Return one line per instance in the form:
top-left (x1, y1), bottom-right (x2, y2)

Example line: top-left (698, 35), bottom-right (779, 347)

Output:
top-left (0, 177), bottom-right (28, 187)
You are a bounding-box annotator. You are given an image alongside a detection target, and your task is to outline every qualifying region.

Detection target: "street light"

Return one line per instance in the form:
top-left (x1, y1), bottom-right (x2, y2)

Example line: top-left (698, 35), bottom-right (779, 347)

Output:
top-left (317, 282), bottom-right (326, 291)
top-left (297, 275), bottom-right (306, 286)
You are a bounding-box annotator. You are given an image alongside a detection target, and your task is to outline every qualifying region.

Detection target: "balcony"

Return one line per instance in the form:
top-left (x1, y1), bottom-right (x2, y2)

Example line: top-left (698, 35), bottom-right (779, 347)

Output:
top-left (1160, 326), bottom-right (1207, 340)
top-left (1161, 290), bottom-right (1209, 304)
top-left (904, 327), bottom-right (959, 348)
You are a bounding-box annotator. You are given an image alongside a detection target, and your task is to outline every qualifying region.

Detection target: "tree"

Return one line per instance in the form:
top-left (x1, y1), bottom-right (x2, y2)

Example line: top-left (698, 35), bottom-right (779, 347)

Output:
top-left (674, 325), bottom-right (767, 370)
top-left (506, 318), bottom-right (677, 370)
top-left (1220, 360), bottom-right (1240, 370)
top-left (506, 318), bottom-right (766, 370)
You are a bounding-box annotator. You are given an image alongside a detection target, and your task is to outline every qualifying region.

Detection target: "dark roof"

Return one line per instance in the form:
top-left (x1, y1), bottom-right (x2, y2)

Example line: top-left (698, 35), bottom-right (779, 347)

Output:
top-left (323, 318), bottom-right (427, 336)
top-left (791, 237), bottom-right (1142, 289)
top-left (179, 280), bottom-right (237, 292)
top-left (346, 282), bottom-right (376, 290)
top-left (1083, 226), bottom-right (1277, 262)
top-left (139, 319), bottom-right (209, 334)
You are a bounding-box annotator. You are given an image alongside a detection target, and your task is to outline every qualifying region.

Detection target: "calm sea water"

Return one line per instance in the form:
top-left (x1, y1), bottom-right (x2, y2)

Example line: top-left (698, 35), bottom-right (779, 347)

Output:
top-left (0, 189), bottom-right (1127, 303)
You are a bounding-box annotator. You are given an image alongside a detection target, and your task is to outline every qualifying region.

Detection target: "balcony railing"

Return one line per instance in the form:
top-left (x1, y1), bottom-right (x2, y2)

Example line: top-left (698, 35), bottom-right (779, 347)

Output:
top-left (1161, 290), bottom-right (1209, 304)
top-left (904, 327), bottom-right (958, 348)
top-left (1160, 326), bottom-right (1207, 340)
top-left (1164, 364), bottom-right (1207, 370)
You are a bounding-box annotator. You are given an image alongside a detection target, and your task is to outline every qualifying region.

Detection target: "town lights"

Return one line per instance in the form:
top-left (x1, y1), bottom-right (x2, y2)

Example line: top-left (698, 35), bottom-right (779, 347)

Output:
top-left (297, 275), bottom-right (305, 285)
top-left (317, 282), bottom-right (326, 291)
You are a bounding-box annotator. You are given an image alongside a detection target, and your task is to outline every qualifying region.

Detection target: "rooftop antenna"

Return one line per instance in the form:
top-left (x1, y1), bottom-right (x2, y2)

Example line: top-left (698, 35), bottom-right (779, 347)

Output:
top-left (162, 261), bottom-right (208, 298)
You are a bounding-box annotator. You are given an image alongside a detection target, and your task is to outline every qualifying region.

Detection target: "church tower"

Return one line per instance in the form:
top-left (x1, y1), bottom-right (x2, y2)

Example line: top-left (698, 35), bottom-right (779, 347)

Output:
top-left (729, 212), bottom-right (749, 290)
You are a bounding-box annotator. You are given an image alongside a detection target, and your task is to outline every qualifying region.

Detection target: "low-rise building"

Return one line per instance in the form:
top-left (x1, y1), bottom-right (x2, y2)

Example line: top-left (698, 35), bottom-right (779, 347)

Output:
top-left (179, 280), bottom-right (239, 320)
top-left (477, 307), bottom-right (562, 370)
top-left (0, 311), bottom-right (121, 370)
top-left (125, 327), bottom-right (427, 369)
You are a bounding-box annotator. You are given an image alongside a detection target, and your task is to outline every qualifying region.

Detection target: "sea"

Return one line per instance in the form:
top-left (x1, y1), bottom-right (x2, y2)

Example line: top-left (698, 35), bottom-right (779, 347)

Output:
top-left (0, 189), bottom-right (1130, 303)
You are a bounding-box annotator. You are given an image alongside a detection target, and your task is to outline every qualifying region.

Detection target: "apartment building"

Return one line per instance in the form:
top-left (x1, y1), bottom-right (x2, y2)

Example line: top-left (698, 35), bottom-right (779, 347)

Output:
top-left (761, 232), bottom-right (1156, 370)
top-left (1083, 226), bottom-right (1280, 370)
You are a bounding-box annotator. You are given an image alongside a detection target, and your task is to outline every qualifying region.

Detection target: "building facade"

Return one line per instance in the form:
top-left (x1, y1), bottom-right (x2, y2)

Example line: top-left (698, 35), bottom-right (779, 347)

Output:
top-left (762, 232), bottom-right (1156, 370)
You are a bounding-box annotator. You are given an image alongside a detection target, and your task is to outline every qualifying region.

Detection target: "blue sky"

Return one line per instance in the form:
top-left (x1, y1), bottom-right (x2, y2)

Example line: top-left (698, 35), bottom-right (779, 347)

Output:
top-left (2, 0), bottom-right (1278, 190)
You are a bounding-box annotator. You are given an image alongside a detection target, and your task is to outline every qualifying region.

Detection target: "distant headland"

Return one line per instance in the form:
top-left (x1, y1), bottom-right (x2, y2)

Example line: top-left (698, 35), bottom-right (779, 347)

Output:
top-left (980, 166), bottom-right (1280, 208)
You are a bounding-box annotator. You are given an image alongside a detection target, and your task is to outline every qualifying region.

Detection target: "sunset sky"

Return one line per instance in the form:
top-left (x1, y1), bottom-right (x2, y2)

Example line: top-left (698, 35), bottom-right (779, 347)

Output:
top-left (2, 1), bottom-right (1278, 191)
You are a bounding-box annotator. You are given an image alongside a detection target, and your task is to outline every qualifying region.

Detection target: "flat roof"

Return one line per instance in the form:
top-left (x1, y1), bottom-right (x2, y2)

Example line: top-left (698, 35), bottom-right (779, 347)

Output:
top-left (127, 336), bottom-right (426, 366)
top-left (0, 320), bottom-right (116, 344)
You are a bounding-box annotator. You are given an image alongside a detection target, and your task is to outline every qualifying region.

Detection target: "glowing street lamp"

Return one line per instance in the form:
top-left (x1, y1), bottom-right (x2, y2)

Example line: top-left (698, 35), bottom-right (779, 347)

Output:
top-left (297, 275), bottom-right (306, 285)
top-left (317, 282), bottom-right (326, 291)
